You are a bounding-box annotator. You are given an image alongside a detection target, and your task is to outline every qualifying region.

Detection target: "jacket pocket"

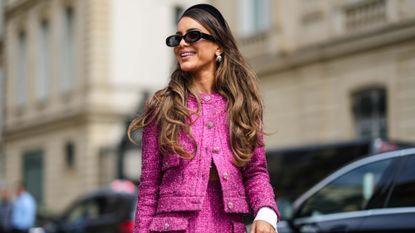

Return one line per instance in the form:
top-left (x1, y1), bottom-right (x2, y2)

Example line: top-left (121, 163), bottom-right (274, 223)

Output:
top-left (161, 154), bottom-right (181, 172)
top-left (232, 221), bottom-right (247, 233)
top-left (149, 216), bottom-right (189, 232)
top-left (159, 154), bottom-right (183, 196)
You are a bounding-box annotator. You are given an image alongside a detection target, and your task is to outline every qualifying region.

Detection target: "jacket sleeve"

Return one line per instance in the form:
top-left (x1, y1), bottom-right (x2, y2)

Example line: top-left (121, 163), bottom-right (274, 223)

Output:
top-left (134, 120), bottom-right (162, 233)
top-left (241, 134), bottom-right (281, 220)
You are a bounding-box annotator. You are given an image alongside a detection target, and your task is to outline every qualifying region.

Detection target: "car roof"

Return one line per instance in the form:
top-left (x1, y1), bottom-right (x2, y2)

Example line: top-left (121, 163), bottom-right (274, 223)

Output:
top-left (74, 188), bottom-right (136, 202)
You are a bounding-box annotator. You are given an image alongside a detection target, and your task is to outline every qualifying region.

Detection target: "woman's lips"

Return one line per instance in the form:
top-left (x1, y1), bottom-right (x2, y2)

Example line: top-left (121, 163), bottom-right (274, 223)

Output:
top-left (180, 51), bottom-right (196, 58)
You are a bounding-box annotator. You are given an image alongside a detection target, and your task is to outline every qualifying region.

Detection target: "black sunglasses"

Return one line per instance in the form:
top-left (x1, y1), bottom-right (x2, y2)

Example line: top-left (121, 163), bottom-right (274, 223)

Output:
top-left (166, 31), bottom-right (216, 47)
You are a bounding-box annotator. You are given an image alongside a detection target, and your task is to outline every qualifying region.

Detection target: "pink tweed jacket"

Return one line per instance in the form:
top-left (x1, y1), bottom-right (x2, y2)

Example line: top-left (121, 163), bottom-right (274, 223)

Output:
top-left (134, 93), bottom-right (280, 232)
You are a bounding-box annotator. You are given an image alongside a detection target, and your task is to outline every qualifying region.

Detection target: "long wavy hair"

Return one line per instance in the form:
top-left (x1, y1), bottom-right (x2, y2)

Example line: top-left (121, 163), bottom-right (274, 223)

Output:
top-left (128, 6), bottom-right (264, 167)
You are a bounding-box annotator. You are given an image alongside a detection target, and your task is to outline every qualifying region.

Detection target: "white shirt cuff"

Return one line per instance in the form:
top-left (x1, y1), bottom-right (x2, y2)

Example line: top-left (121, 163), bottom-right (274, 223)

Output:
top-left (254, 207), bottom-right (278, 232)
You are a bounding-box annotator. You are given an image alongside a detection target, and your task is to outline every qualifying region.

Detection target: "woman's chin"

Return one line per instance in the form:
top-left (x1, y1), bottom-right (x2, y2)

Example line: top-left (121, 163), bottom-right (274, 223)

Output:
top-left (179, 64), bottom-right (196, 73)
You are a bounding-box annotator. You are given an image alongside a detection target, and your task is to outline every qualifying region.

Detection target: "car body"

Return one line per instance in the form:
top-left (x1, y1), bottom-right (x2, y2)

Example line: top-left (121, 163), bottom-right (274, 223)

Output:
top-left (41, 187), bottom-right (136, 233)
top-left (277, 148), bottom-right (415, 233)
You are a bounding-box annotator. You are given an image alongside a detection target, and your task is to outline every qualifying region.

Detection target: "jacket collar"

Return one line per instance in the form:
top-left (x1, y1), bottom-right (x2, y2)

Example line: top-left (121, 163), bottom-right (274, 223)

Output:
top-left (188, 93), bottom-right (227, 105)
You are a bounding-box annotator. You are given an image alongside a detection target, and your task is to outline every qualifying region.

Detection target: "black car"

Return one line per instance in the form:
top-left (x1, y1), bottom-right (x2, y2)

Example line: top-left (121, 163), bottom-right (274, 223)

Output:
top-left (41, 185), bottom-right (136, 233)
top-left (277, 148), bottom-right (415, 233)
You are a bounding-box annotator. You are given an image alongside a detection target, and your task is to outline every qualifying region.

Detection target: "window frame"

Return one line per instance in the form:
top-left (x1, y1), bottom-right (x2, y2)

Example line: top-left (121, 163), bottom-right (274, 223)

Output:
top-left (351, 87), bottom-right (387, 139)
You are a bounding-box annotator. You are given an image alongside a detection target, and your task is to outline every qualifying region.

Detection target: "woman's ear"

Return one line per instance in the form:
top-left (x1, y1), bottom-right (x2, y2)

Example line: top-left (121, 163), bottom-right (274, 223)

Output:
top-left (215, 48), bottom-right (223, 56)
top-left (216, 47), bottom-right (223, 57)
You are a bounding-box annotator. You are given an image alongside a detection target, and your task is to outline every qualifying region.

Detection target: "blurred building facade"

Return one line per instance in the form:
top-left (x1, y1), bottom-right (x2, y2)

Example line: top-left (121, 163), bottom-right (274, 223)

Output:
top-left (1, 0), bottom-right (203, 212)
top-left (214, 0), bottom-right (415, 149)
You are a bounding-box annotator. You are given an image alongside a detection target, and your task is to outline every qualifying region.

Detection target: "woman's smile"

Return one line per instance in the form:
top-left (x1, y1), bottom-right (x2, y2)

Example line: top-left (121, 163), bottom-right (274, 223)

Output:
top-left (179, 50), bottom-right (196, 59)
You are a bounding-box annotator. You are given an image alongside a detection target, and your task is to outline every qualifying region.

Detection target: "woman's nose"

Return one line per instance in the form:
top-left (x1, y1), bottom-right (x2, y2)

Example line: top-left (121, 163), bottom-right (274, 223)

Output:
top-left (179, 37), bottom-right (189, 47)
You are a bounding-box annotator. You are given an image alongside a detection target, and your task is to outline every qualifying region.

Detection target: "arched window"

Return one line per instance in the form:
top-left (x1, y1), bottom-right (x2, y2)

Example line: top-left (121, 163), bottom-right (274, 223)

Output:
top-left (352, 87), bottom-right (387, 139)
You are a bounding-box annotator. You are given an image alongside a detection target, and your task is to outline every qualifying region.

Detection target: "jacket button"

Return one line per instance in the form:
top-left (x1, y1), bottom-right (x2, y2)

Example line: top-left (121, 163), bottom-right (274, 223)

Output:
top-left (164, 223), bottom-right (170, 230)
top-left (212, 147), bottom-right (220, 153)
top-left (206, 121), bottom-right (214, 129)
top-left (203, 95), bottom-right (211, 101)
top-left (227, 201), bottom-right (234, 209)
top-left (223, 172), bottom-right (229, 180)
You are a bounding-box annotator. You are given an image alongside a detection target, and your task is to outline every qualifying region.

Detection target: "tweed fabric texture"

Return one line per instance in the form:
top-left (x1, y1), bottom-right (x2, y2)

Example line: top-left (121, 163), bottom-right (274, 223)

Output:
top-left (148, 180), bottom-right (246, 232)
top-left (134, 93), bottom-right (279, 233)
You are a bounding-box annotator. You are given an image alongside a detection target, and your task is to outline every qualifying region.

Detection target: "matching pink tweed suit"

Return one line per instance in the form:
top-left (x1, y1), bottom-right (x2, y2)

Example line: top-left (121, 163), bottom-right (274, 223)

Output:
top-left (134, 93), bottom-right (280, 233)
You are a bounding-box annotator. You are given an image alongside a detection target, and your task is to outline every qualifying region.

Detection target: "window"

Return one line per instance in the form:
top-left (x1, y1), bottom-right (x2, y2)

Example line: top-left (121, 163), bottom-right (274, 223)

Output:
top-left (64, 196), bottom-right (125, 223)
top-left (65, 200), bottom-right (99, 223)
top-left (239, 0), bottom-right (270, 36)
top-left (387, 154), bottom-right (415, 208)
top-left (174, 6), bottom-right (184, 23)
top-left (61, 6), bottom-right (75, 93)
top-left (37, 19), bottom-right (50, 101)
top-left (96, 196), bottom-right (125, 216)
top-left (23, 150), bottom-right (44, 204)
top-left (65, 142), bottom-right (75, 168)
top-left (352, 88), bottom-right (387, 139)
top-left (297, 158), bottom-right (394, 217)
top-left (16, 30), bottom-right (28, 106)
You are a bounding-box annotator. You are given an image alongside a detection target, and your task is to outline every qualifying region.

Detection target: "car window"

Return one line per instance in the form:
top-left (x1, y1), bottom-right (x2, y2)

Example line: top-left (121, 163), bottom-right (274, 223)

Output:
top-left (387, 154), bottom-right (415, 208)
top-left (62, 193), bottom-right (130, 224)
top-left (65, 204), bottom-right (85, 223)
top-left (97, 195), bottom-right (125, 216)
top-left (296, 158), bottom-right (394, 218)
top-left (65, 200), bottom-right (100, 223)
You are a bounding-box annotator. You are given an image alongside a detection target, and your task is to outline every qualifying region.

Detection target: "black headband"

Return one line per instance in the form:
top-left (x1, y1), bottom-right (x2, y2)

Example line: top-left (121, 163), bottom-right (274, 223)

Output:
top-left (183, 4), bottom-right (227, 29)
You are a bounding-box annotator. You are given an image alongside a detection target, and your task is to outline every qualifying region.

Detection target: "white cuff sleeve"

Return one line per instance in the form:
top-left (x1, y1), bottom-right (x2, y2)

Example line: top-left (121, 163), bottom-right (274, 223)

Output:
top-left (254, 207), bottom-right (278, 232)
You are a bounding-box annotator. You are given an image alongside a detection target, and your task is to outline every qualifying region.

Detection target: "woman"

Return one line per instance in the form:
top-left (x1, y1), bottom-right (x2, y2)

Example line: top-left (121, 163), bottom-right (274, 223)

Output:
top-left (129, 4), bottom-right (280, 233)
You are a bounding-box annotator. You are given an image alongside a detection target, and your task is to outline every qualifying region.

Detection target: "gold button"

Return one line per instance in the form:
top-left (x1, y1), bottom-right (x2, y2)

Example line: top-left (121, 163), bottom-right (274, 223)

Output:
top-left (203, 95), bottom-right (211, 101)
top-left (164, 223), bottom-right (169, 230)
top-left (223, 172), bottom-right (229, 180)
top-left (227, 202), bottom-right (234, 209)
top-left (206, 121), bottom-right (214, 129)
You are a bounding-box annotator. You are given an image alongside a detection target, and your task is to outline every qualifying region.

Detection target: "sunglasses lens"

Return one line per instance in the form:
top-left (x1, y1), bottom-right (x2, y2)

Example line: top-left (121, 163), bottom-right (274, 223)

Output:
top-left (166, 31), bottom-right (205, 47)
top-left (184, 31), bottom-right (201, 43)
top-left (166, 35), bottom-right (180, 47)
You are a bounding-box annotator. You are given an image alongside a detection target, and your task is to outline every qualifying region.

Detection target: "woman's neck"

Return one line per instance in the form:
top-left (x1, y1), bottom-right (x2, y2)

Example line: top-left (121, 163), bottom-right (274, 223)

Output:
top-left (191, 70), bottom-right (215, 94)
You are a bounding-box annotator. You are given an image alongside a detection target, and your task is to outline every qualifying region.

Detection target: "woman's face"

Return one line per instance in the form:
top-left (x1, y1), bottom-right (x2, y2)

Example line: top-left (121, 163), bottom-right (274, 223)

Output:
top-left (174, 17), bottom-right (221, 75)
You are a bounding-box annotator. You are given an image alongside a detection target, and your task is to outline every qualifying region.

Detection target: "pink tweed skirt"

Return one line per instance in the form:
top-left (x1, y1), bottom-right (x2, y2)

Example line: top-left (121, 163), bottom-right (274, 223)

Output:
top-left (150, 180), bottom-right (246, 233)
